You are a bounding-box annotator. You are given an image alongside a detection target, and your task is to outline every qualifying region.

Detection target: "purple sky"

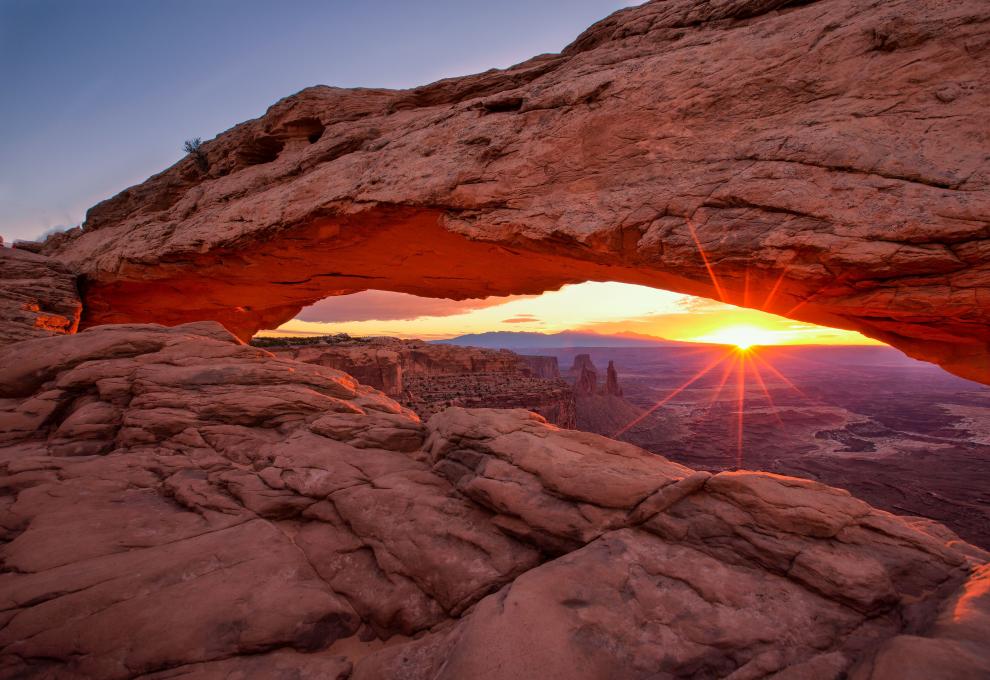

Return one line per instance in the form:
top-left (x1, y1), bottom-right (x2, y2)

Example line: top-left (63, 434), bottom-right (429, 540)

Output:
top-left (0, 0), bottom-right (635, 243)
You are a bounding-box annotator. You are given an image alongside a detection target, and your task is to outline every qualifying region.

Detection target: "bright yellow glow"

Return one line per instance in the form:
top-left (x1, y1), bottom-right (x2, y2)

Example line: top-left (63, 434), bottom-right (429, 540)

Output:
top-left (264, 282), bottom-right (886, 347)
top-left (692, 324), bottom-right (779, 349)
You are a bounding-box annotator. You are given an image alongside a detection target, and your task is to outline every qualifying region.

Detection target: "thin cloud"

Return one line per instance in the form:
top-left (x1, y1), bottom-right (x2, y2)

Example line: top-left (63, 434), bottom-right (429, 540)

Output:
top-left (502, 314), bottom-right (540, 324)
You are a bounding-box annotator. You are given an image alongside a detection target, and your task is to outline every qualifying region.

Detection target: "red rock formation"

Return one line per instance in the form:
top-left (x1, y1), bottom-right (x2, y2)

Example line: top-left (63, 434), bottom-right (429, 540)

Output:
top-left (274, 341), bottom-right (406, 395)
top-left (569, 353), bottom-right (596, 375)
top-left (35, 0), bottom-right (990, 384)
top-left (402, 371), bottom-right (576, 428)
top-left (575, 364), bottom-right (598, 396)
top-left (605, 359), bottom-right (623, 397)
top-left (568, 353), bottom-right (625, 398)
top-left (0, 324), bottom-right (988, 678)
top-left (0, 323), bottom-right (538, 678)
top-left (568, 355), bottom-right (643, 434)
top-left (570, 353), bottom-right (600, 397)
top-left (518, 354), bottom-right (561, 380)
top-left (0, 248), bottom-right (80, 347)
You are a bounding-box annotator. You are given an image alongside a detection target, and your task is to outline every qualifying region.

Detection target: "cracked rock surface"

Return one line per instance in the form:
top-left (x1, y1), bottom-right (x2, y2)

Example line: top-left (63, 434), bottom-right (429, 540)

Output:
top-left (0, 322), bottom-right (987, 679)
top-left (38, 0), bottom-right (990, 383)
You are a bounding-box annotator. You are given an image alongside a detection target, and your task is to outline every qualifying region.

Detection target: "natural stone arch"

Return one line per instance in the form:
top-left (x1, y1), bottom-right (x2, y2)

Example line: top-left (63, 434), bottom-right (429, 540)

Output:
top-left (41, 0), bottom-right (989, 383)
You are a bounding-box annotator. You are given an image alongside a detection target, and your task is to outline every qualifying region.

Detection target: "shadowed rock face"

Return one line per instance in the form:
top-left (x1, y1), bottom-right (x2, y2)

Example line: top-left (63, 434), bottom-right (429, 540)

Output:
top-left (0, 323), bottom-right (987, 678)
top-left (575, 364), bottom-right (598, 396)
top-left (37, 0), bottom-right (990, 384)
top-left (0, 248), bottom-right (80, 347)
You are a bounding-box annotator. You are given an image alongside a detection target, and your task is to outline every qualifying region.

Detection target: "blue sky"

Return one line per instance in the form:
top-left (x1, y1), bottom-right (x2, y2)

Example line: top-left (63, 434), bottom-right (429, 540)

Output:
top-left (0, 0), bottom-right (634, 243)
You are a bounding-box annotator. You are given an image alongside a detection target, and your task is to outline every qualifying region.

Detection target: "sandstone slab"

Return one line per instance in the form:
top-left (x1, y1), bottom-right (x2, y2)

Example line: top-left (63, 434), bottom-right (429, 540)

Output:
top-left (0, 323), bottom-right (538, 677)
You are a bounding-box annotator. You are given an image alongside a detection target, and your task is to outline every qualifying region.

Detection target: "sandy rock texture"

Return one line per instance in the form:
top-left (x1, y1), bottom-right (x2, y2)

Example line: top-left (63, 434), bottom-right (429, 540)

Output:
top-left (38, 0), bottom-right (990, 384)
top-left (0, 248), bottom-right (80, 348)
top-left (0, 323), bottom-right (987, 678)
top-left (0, 323), bottom-right (538, 678)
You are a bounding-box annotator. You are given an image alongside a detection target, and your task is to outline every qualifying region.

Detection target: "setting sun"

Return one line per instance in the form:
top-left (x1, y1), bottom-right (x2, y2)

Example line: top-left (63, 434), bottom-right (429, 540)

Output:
top-left (693, 324), bottom-right (779, 350)
top-left (266, 282), bottom-right (886, 347)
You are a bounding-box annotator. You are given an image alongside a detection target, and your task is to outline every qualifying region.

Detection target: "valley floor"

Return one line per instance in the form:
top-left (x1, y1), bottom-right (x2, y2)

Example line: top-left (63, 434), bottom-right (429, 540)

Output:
top-left (526, 346), bottom-right (990, 550)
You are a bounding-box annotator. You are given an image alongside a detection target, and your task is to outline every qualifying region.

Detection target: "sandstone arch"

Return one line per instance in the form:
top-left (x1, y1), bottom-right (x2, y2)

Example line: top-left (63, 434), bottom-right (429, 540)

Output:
top-left (41, 0), bottom-right (989, 383)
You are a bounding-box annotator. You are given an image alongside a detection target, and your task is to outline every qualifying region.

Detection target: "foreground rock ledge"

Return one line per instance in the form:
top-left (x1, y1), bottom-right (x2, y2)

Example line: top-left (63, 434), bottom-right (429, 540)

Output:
top-left (0, 323), bottom-right (987, 679)
top-left (38, 0), bottom-right (990, 384)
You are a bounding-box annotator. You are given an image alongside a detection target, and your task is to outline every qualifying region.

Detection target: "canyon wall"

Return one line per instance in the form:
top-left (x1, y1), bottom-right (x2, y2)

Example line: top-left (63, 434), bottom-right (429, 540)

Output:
top-left (518, 354), bottom-right (561, 380)
top-left (31, 0), bottom-right (990, 385)
top-left (273, 340), bottom-right (639, 442)
top-left (267, 335), bottom-right (576, 428)
top-left (275, 341), bottom-right (405, 395)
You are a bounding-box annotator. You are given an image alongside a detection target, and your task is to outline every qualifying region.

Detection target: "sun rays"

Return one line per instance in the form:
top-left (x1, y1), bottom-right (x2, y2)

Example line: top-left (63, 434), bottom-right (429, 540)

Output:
top-left (611, 344), bottom-right (809, 466)
top-left (692, 324), bottom-right (779, 350)
top-left (611, 224), bottom-right (821, 466)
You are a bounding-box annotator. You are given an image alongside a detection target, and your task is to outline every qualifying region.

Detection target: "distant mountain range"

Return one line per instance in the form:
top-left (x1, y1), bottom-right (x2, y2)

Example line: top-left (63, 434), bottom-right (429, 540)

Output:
top-left (430, 331), bottom-right (689, 350)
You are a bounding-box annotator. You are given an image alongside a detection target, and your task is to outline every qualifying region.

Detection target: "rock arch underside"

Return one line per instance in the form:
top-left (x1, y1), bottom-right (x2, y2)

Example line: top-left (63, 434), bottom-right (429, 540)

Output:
top-left (39, 0), bottom-right (990, 384)
top-left (3, 1), bottom-right (990, 678)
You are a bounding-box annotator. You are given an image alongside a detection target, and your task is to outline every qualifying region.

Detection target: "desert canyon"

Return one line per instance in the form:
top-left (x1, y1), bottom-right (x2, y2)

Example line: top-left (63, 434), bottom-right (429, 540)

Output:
top-left (1, 0), bottom-right (989, 678)
top-left (259, 335), bottom-right (578, 428)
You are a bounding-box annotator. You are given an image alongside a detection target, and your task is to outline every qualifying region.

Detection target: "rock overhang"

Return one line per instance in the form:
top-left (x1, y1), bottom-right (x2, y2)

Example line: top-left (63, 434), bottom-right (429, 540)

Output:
top-left (31, 0), bottom-right (990, 386)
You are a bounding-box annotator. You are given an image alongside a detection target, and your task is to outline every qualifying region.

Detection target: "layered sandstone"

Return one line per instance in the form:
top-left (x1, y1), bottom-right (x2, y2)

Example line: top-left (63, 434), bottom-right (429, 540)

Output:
top-left (0, 248), bottom-right (80, 347)
top-left (33, 0), bottom-right (990, 384)
top-left (260, 335), bottom-right (407, 395)
top-left (265, 335), bottom-right (576, 427)
top-left (0, 323), bottom-right (987, 678)
top-left (0, 324), bottom-right (537, 677)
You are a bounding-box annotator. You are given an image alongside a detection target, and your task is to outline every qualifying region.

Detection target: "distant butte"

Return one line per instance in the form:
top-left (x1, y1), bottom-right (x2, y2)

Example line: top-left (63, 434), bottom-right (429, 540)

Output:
top-left (34, 0), bottom-right (990, 385)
